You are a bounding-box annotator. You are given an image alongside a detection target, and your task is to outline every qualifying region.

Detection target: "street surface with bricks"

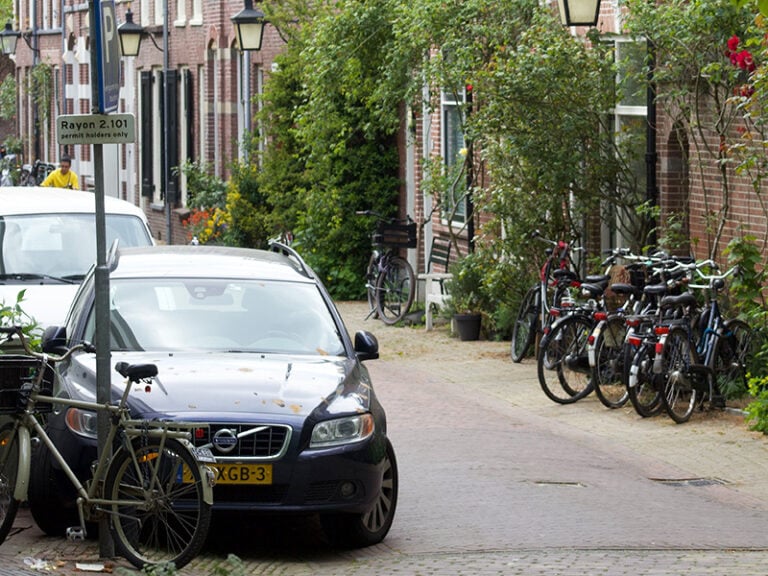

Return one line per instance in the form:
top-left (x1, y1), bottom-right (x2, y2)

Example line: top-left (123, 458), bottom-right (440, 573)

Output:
top-left (1, 300), bottom-right (768, 575)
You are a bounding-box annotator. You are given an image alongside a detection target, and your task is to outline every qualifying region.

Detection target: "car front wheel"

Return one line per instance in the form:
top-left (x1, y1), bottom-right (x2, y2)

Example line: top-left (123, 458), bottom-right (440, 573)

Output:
top-left (321, 439), bottom-right (398, 548)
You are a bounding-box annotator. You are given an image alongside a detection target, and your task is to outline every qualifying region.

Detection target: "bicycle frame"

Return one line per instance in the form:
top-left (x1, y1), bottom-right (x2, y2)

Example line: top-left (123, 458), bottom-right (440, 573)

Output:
top-left (534, 237), bottom-right (580, 335)
top-left (10, 392), bottom-right (212, 511)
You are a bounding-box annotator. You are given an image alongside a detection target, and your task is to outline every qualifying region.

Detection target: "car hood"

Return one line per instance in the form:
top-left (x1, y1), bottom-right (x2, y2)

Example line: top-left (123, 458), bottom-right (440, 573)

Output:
top-left (63, 351), bottom-right (372, 421)
top-left (0, 285), bottom-right (79, 329)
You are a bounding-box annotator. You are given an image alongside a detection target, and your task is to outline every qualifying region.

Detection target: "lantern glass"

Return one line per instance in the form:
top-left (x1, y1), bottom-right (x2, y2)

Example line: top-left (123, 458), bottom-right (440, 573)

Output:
top-left (557, 0), bottom-right (600, 26)
top-left (119, 31), bottom-right (142, 57)
top-left (235, 20), bottom-right (265, 51)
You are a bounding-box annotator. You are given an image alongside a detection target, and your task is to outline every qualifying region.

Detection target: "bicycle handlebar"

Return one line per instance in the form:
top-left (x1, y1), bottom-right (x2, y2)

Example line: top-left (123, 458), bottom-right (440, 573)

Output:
top-left (0, 326), bottom-right (93, 362)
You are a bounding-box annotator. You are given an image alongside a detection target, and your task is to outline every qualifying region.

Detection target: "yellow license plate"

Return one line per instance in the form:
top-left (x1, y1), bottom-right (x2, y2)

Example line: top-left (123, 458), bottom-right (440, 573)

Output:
top-left (184, 463), bottom-right (273, 485)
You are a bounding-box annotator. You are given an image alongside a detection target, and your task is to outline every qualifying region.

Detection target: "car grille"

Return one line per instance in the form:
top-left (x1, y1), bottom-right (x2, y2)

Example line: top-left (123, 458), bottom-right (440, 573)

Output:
top-left (194, 423), bottom-right (291, 461)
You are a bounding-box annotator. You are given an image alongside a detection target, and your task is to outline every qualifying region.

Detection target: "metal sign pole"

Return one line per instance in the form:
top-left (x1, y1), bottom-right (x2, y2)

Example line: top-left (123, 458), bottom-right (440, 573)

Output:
top-left (88, 0), bottom-right (117, 559)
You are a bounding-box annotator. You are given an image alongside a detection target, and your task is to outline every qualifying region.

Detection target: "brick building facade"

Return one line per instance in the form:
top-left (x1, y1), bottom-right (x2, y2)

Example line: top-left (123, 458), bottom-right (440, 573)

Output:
top-left (7, 0), bottom-right (283, 245)
top-left (4, 0), bottom-right (764, 270)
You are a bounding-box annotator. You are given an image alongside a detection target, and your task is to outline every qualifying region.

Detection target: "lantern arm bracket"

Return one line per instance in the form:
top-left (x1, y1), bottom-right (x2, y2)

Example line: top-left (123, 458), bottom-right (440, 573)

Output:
top-left (19, 30), bottom-right (39, 54)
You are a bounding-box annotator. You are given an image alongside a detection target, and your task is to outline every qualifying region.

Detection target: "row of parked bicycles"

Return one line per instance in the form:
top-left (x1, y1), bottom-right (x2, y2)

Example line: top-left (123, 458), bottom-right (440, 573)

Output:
top-left (511, 232), bottom-right (759, 424)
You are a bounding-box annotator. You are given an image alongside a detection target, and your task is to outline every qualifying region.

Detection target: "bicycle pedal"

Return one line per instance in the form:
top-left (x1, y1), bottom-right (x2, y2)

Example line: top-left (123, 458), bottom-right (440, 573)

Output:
top-left (66, 527), bottom-right (86, 541)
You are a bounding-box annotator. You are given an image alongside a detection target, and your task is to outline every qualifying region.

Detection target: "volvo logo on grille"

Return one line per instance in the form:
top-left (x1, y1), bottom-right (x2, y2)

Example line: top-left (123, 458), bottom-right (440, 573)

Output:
top-left (212, 429), bottom-right (238, 454)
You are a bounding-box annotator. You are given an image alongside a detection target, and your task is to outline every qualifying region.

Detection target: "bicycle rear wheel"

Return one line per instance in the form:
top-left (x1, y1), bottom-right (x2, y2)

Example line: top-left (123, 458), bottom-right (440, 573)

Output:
top-left (376, 256), bottom-right (415, 324)
top-left (627, 343), bottom-right (663, 417)
top-left (661, 327), bottom-right (699, 424)
top-left (537, 314), bottom-right (595, 404)
top-left (511, 286), bottom-right (538, 362)
top-left (105, 438), bottom-right (212, 569)
top-left (0, 424), bottom-right (21, 545)
top-left (593, 317), bottom-right (629, 409)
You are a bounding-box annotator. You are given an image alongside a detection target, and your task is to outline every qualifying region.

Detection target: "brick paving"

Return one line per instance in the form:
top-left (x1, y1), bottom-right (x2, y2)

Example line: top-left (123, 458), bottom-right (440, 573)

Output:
top-left (2, 301), bottom-right (768, 575)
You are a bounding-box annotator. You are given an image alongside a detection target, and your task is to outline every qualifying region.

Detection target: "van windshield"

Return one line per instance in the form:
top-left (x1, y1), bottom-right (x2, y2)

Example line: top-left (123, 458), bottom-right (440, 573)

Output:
top-left (0, 214), bottom-right (152, 281)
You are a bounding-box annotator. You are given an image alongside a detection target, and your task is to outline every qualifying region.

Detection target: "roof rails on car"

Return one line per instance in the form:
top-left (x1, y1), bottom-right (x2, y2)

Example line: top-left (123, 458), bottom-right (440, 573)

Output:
top-left (268, 241), bottom-right (314, 279)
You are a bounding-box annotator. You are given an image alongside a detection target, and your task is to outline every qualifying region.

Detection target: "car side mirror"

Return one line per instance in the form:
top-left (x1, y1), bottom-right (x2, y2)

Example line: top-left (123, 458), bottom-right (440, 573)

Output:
top-left (42, 325), bottom-right (67, 354)
top-left (354, 330), bottom-right (379, 361)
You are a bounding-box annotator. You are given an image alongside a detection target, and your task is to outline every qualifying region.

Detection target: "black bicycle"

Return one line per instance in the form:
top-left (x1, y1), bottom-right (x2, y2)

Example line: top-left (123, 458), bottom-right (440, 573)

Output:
top-left (357, 211), bottom-right (417, 324)
top-left (511, 231), bottom-right (583, 363)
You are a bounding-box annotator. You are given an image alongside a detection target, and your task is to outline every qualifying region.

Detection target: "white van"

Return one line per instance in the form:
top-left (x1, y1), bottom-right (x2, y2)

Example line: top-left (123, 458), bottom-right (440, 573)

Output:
top-left (0, 187), bottom-right (154, 328)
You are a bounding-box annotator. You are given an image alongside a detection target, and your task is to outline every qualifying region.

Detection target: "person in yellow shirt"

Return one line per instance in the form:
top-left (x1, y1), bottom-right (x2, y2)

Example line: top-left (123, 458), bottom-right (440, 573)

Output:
top-left (41, 155), bottom-right (79, 190)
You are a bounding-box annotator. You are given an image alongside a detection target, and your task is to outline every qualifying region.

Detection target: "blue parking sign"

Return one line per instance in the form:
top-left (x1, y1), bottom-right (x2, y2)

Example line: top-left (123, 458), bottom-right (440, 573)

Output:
top-left (93, 0), bottom-right (120, 113)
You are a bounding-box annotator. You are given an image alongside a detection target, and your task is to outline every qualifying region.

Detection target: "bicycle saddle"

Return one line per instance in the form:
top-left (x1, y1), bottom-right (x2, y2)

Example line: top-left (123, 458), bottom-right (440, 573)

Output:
top-left (115, 362), bottom-right (158, 381)
top-left (659, 292), bottom-right (697, 310)
top-left (609, 283), bottom-right (643, 298)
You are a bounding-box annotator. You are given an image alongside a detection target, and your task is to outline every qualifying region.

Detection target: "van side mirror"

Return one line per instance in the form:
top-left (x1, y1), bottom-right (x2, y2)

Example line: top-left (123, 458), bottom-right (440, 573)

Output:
top-left (354, 331), bottom-right (379, 361)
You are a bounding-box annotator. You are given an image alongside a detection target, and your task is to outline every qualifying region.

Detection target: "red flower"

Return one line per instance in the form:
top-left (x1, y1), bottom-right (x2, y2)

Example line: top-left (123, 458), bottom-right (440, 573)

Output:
top-left (736, 49), bottom-right (756, 72)
top-left (727, 35), bottom-right (740, 52)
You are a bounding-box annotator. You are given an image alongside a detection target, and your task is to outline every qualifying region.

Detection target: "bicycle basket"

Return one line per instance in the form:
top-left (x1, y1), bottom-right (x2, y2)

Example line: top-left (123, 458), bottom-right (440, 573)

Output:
top-left (373, 221), bottom-right (417, 249)
top-left (0, 356), bottom-right (55, 414)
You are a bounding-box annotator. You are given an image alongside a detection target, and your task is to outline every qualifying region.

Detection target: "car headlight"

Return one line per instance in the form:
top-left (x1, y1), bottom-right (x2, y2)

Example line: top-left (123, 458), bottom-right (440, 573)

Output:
top-left (310, 414), bottom-right (374, 448)
top-left (65, 407), bottom-right (98, 438)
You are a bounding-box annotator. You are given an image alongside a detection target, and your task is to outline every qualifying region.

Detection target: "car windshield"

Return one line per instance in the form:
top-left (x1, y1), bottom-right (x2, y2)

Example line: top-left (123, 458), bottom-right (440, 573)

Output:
top-left (0, 214), bottom-right (152, 280)
top-left (88, 278), bottom-right (345, 356)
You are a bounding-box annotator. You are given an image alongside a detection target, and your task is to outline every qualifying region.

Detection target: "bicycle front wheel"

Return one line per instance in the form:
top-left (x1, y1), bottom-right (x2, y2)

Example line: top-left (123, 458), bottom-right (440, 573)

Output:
top-left (376, 256), bottom-right (415, 324)
top-left (661, 327), bottom-right (699, 424)
top-left (105, 438), bottom-right (212, 569)
top-left (713, 319), bottom-right (753, 399)
top-left (365, 254), bottom-right (379, 318)
top-left (537, 314), bottom-right (595, 404)
top-left (511, 286), bottom-right (538, 363)
top-left (0, 424), bottom-right (20, 545)
top-left (593, 317), bottom-right (629, 409)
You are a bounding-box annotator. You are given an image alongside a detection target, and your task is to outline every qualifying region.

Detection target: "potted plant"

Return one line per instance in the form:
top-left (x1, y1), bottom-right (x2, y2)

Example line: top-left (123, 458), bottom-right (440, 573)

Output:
top-left (445, 252), bottom-right (486, 341)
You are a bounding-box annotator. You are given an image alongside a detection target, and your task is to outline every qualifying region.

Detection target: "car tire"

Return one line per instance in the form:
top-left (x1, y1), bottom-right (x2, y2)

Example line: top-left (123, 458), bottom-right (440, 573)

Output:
top-left (321, 439), bottom-right (398, 548)
top-left (28, 438), bottom-right (81, 537)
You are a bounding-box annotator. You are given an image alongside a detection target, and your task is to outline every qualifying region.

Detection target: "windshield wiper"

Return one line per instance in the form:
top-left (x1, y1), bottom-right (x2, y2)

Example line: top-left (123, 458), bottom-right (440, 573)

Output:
top-left (0, 273), bottom-right (78, 284)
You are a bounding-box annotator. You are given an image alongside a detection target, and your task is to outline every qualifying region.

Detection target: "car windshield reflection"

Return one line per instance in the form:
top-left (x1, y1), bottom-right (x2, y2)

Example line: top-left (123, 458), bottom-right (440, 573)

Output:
top-left (87, 278), bottom-right (345, 356)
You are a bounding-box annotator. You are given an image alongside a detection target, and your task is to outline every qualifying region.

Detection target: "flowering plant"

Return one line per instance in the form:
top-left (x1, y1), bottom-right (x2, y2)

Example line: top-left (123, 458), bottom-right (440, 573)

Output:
top-left (182, 207), bottom-right (230, 244)
top-left (726, 34), bottom-right (756, 97)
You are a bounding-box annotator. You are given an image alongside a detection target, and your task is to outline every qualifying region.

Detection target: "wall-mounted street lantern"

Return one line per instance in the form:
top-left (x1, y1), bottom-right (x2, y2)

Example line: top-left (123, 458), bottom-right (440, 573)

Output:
top-left (116, 9), bottom-right (143, 57)
top-left (557, 0), bottom-right (601, 27)
top-left (231, 0), bottom-right (266, 51)
top-left (0, 21), bottom-right (40, 56)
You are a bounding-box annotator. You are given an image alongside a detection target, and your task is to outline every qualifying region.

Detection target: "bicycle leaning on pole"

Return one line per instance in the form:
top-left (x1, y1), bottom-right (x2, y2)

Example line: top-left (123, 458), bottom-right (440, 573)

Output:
top-left (357, 210), bottom-right (417, 325)
top-left (0, 326), bottom-right (215, 569)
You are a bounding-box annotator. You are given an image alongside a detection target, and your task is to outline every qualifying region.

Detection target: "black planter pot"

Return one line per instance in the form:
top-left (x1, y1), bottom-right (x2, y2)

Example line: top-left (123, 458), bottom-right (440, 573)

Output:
top-left (453, 313), bottom-right (481, 341)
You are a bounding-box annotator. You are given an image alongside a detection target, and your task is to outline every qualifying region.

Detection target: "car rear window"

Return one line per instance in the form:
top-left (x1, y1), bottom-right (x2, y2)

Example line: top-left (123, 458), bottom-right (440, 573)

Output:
top-left (0, 214), bottom-right (152, 280)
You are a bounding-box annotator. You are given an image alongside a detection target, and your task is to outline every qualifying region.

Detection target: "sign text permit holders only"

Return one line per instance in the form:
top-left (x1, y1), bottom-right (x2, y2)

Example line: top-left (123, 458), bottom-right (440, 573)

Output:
top-left (57, 114), bottom-right (136, 145)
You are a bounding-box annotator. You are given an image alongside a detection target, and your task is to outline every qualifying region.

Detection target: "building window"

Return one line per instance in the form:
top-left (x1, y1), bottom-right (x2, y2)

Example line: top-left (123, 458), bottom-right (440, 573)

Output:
top-left (606, 38), bottom-right (648, 249)
top-left (191, 0), bottom-right (203, 25)
top-left (441, 87), bottom-right (467, 223)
